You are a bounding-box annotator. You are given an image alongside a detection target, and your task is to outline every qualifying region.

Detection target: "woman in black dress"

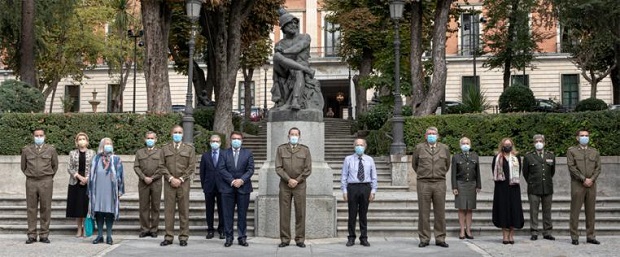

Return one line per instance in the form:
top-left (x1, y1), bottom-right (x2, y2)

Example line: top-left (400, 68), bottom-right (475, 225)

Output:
top-left (492, 137), bottom-right (524, 244)
top-left (66, 132), bottom-right (95, 237)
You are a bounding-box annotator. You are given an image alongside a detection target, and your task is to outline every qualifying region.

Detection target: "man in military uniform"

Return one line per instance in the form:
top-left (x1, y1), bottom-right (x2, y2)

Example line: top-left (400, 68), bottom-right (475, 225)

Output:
top-left (567, 129), bottom-right (601, 245)
top-left (21, 129), bottom-right (58, 244)
top-left (523, 134), bottom-right (555, 241)
top-left (158, 125), bottom-right (196, 247)
top-left (412, 126), bottom-right (450, 248)
top-left (134, 131), bottom-right (162, 238)
top-left (275, 127), bottom-right (312, 248)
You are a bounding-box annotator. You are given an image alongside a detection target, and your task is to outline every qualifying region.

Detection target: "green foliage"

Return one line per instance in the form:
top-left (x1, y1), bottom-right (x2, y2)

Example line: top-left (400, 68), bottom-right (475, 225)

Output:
top-left (364, 129), bottom-right (391, 156)
top-left (0, 80), bottom-right (45, 113)
top-left (575, 98), bottom-right (608, 112)
top-left (194, 108), bottom-right (258, 135)
top-left (373, 111), bottom-right (620, 157)
top-left (353, 104), bottom-right (393, 131)
top-left (462, 87), bottom-right (492, 113)
top-left (498, 85), bottom-right (535, 113)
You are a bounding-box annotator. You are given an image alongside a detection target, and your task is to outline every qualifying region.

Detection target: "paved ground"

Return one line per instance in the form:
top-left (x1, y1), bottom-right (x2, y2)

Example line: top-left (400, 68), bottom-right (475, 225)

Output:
top-left (2, 234), bottom-right (618, 257)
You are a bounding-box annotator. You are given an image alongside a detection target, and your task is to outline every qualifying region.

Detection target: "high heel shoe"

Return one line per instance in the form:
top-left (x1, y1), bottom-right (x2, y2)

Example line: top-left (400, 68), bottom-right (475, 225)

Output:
top-left (106, 236), bottom-right (113, 245)
top-left (459, 235), bottom-right (465, 240)
top-left (92, 236), bottom-right (104, 244)
top-left (465, 232), bottom-right (474, 240)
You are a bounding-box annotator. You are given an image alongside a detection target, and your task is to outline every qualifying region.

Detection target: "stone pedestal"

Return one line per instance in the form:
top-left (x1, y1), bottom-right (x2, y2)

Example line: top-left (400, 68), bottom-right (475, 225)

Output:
top-left (255, 109), bottom-right (336, 239)
top-left (391, 154), bottom-right (410, 187)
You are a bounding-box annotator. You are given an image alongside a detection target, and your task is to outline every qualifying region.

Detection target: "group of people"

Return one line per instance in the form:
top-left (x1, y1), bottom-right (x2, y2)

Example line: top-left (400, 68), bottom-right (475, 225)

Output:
top-left (19, 125), bottom-right (601, 248)
top-left (411, 127), bottom-right (601, 248)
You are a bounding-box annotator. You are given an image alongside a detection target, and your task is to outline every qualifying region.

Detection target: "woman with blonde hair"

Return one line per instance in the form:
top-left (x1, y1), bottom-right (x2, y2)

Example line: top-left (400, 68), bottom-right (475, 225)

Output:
top-left (66, 132), bottom-right (96, 237)
top-left (88, 138), bottom-right (124, 245)
top-left (491, 137), bottom-right (524, 244)
top-left (451, 137), bottom-right (481, 240)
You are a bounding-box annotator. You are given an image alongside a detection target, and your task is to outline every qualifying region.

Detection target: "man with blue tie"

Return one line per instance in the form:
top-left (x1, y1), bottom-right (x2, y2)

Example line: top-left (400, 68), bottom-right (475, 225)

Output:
top-left (199, 134), bottom-right (225, 240)
top-left (341, 138), bottom-right (377, 247)
top-left (217, 131), bottom-right (255, 247)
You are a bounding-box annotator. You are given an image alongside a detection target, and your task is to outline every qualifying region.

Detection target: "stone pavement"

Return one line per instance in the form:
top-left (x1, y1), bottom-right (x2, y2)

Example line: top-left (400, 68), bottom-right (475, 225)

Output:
top-left (2, 234), bottom-right (618, 257)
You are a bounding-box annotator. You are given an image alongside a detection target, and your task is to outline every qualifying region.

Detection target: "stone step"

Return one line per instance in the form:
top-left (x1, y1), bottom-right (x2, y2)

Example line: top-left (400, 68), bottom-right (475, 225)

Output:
top-left (0, 224), bottom-right (257, 236)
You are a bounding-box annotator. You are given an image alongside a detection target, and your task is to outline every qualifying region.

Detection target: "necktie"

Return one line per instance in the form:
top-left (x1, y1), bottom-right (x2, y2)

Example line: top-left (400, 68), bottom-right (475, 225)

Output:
top-left (431, 146), bottom-right (435, 153)
top-left (234, 150), bottom-right (239, 169)
top-left (212, 151), bottom-right (218, 165)
top-left (357, 156), bottom-right (365, 182)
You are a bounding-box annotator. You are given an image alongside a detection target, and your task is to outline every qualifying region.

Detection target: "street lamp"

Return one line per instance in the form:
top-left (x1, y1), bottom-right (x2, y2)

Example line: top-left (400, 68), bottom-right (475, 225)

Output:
top-left (128, 29), bottom-right (143, 113)
top-left (263, 62), bottom-right (269, 118)
top-left (389, 0), bottom-right (406, 155)
top-left (470, 13), bottom-right (487, 94)
top-left (182, 0), bottom-right (202, 144)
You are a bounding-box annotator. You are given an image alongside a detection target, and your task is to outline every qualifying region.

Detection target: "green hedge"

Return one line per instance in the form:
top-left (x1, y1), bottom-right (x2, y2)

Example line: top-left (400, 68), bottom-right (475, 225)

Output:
top-left (369, 110), bottom-right (620, 156)
top-left (0, 113), bottom-right (217, 155)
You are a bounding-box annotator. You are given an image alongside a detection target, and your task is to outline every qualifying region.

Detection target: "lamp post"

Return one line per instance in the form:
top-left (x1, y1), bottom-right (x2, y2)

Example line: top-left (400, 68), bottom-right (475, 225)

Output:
top-left (128, 29), bottom-right (143, 113)
top-left (471, 14), bottom-right (487, 92)
top-left (347, 67), bottom-right (353, 120)
top-left (183, 0), bottom-right (202, 144)
top-left (389, 0), bottom-right (406, 155)
top-left (263, 63), bottom-right (269, 118)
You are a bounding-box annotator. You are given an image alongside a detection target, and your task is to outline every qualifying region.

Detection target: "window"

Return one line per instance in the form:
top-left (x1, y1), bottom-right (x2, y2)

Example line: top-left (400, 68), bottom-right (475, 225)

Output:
top-left (562, 74), bottom-right (579, 109)
top-left (461, 76), bottom-right (480, 100)
top-left (107, 84), bottom-right (122, 113)
top-left (461, 13), bottom-right (480, 56)
top-left (64, 85), bottom-right (80, 112)
top-left (238, 81), bottom-right (255, 112)
top-left (324, 20), bottom-right (341, 57)
top-left (511, 75), bottom-right (529, 87)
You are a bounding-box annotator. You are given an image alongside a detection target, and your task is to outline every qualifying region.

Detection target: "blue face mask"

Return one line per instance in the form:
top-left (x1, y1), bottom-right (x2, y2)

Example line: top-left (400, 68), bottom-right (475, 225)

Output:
top-left (210, 142), bottom-right (220, 150)
top-left (289, 136), bottom-right (299, 145)
top-left (461, 145), bottom-right (470, 152)
top-left (355, 146), bottom-right (365, 155)
top-left (145, 139), bottom-right (155, 148)
top-left (427, 134), bottom-right (438, 144)
top-left (104, 145), bottom-right (113, 153)
top-left (231, 139), bottom-right (242, 149)
top-left (579, 136), bottom-right (589, 145)
top-left (34, 137), bottom-right (45, 146)
top-left (172, 134), bottom-right (183, 143)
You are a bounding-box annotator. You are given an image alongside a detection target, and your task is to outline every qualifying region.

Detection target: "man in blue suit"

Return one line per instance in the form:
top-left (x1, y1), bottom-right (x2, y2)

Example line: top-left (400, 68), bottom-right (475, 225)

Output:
top-left (217, 131), bottom-right (254, 247)
top-left (199, 134), bottom-right (225, 240)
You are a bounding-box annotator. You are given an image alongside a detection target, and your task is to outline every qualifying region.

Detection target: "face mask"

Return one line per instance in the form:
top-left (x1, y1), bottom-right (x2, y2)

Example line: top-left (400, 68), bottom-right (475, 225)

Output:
top-left (34, 137), bottom-right (45, 146)
top-left (289, 136), bottom-right (299, 145)
top-left (231, 139), bottom-right (242, 149)
top-left (78, 139), bottom-right (88, 147)
top-left (461, 145), bottom-right (470, 152)
top-left (172, 134), bottom-right (183, 143)
top-left (535, 142), bottom-right (544, 150)
top-left (355, 146), bottom-right (365, 155)
top-left (579, 136), bottom-right (589, 145)
top-left (210, 142), bottom-right (220, 150)
top-left (104, 145), bottom-right (113, 153)
top-left (145, 139), bottom-right (155, 148)
top-left (427, 134), bottom-right (438, 144)
top-left (502, 146), bottom-right (513, 153)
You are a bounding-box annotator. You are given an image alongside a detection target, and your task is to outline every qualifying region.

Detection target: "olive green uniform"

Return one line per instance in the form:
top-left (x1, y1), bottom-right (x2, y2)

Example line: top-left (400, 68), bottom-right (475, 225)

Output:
top-left (158, 143), bottom-right (196, 242)
top-left (523, 150), bottom-right (555, 237)
top-left (566, 146), bottom-right (601, 241)
top-left (134, 147), bottom-right (162, 235)
top-left (275, 143), bottom-right (312, 244)
top-left (21, 144), bottom-right (59, 240)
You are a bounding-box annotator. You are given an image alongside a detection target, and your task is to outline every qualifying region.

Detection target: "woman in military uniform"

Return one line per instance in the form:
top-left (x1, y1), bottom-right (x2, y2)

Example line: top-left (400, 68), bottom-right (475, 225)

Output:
top-left (451, 137), bottom-right (481, 240)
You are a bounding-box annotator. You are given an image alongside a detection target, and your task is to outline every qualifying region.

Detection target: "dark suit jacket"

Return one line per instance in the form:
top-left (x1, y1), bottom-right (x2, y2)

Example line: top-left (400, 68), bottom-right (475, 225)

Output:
top-left (216, 147), bottom-right (254, 194)
top-left (199, 149), bottom-right (223, 194)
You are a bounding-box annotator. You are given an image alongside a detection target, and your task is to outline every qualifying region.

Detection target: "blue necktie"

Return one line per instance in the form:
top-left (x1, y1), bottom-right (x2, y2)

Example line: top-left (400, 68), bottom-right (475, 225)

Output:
top-left (212, 151), bottom-right (218, 165)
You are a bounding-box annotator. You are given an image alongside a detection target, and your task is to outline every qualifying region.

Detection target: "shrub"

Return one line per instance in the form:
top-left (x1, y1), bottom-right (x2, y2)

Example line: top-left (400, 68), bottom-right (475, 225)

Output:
top-left (575, 98), bottom-right (607, 112)
top-left (353, 104), bottom-right (392, 131)
top-left (462, 87), bottom-right (491, 113)
top-left (0, 79), bottom-right (45, 113)
top-left (498, 85), bottom-right (535, 113)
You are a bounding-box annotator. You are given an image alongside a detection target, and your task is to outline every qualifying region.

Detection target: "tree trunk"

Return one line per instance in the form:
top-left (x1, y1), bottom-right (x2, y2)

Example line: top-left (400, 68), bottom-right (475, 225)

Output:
top-left (193, 60), bottom-right (207, 106)
top-left (612, 63), bottom-right (620, 104)
top-left (415, 0), bottom-right (451, 116)
top-left (243, 68), bottom-right (254, 118)
top-left (410, 1), bottom-right (424, 115)
top-left (20, 0), bottom-right (36, 87)
top-left (113, 61), bottom-right (131, 112)
top-left (141, 0), bottom-right (172, 113)
top-left (355, 50), bottom-right (372, 116)
top-left (502, 0), bottom-right (520, 90)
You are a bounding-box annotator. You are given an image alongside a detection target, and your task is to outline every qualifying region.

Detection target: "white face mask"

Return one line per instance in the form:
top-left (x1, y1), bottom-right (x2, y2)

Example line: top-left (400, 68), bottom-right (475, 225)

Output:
top-left (535, 142), bottom-right (544, 150)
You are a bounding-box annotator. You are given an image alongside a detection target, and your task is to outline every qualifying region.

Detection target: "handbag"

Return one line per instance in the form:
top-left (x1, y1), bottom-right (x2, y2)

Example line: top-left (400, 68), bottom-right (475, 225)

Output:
top-left (84, 214), bottom-right (94, 237)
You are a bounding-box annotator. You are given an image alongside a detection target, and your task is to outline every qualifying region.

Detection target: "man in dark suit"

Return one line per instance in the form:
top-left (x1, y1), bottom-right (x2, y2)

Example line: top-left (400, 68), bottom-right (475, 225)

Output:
top-left (199, 134), bottom-right (225, 240)
top-left (217, 131), bottom-right (255, 247)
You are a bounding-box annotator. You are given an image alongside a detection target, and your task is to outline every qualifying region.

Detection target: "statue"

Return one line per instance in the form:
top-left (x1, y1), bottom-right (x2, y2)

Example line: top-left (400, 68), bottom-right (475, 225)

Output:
top-left (197, 89), bottom-right (215, 108)
top-left (271, 8), bottom-right (324, 111)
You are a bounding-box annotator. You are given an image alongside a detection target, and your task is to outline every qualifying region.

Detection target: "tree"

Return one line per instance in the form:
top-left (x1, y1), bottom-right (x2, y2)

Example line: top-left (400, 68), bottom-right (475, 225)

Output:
top-left (20, 0), bottom-right (36, 86)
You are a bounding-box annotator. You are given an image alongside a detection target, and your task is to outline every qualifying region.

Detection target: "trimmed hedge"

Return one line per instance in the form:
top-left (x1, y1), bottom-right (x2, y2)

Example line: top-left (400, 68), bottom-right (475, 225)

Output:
top-left (575, 98), bottom-right (608, 112)
top-left (368, 110), bottom-right (620, 157)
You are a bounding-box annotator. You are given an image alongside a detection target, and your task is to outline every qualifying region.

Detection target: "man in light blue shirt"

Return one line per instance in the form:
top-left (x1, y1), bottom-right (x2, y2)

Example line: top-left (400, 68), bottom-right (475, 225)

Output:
top-left (341, 138), bottom-right (377, 247)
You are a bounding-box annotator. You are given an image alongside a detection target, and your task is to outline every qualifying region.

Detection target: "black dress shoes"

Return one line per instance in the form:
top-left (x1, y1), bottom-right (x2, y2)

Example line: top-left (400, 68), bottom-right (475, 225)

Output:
top-left (296, 242), bottom-right (306, 248)
top-left (571, 239), bottom-right (579, 245)
top-left (39, 237), bottom-right (50, 244)
top-left (587, 238), bottom-right (600, 244)
top-left (160, 240), bottom-right (173, 246)
top-left (531, 235), bottom-right (538, 241)
top-left (346, 239), bottom-right (354, 247)
top-left (502, 241), bottom-right (510, 245)
top-left (106, 237), bottom-right (113, 245)
top-left (278, 242), bottom-right (289, 247)
top-left (436, 242), bottom-right (449, 248)
top-left (179, 240), bottom-right (187, 247)
top-left (93, 237), bottom-right (104, 244)
top-left (150, 232), bottom-right (158, 238)
top-left (224, 240), bottom-right (233, 247)
top-left (360, 240), bottom-right (370, 247)
top-left (465, 232), bottom-right (474, 240)
top-left (238, 239), bottom-right (249, 247)
top-left (139, 232), bottom-right (150, 238)
top-left (543, 235), bottom-right (555, 241)
top-left (418, 242), bottom-right (429, 248)
top-left (25, 238), bottom-right (37, 244)
top-left (206, 231), bottom-right (214, 239)
top-left (219, 233), bottom-right (225, 240)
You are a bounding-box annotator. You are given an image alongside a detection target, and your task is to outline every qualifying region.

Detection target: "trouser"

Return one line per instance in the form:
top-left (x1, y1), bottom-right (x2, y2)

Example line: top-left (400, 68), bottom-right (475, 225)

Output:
top-left (164, 181), bottom-right (190, 241)
top-left (204, 190), bottom-right (223, 234)
top-left (138, 179), bottom-right (162, 234)
top-left (221, 191), bottom-right (250, 241)
top-left (528, 193), bottom-right (553, 236)
top-left (94, 212), bottom-right (115, 239)
top-left (26, 177), bottom-right (53, 239)
top-left (417, 180), bottom-right (447, 243)
top-left (279, 181), bottom-right (307, 243)
top-left (347, 183), bottom-right (371, 240)
top-left (570, 180), bottom-right (597, 240)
